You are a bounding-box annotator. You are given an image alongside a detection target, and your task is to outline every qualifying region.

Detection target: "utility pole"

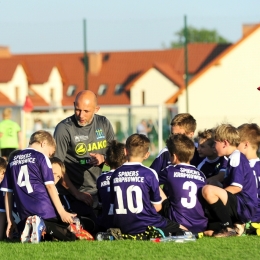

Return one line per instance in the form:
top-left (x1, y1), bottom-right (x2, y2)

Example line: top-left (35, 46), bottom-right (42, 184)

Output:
top-left (184, 15), bottom-right (189, 113)
top-left (83, 19), bottom-right (88, 90)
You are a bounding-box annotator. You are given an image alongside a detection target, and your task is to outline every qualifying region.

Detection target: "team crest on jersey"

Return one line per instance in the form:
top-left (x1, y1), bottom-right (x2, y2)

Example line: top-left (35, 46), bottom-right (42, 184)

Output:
top-left (74, 135), bottom-right (89, 142)
top-left (75, 143), bottom-right (87, 155)
top-left (95, 129), bottom-right (105, 139)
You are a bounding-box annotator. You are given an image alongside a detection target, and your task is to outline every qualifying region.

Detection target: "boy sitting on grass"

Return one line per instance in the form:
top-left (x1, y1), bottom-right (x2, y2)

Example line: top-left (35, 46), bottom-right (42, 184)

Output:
top-left (1, 130), bottom-right (77, 243)
top-left (197, 129), bottom-right (228, 185)
top-left (96, 140), bottom-right (127, 232)
top-left (202, 124), bottom-right (258, 237)
top-left (159, 134), bottom-right (208, 233)
top-left (110, 133), bottom-right (187, 237)
top-left (237, 123), bottom-right (260, 235)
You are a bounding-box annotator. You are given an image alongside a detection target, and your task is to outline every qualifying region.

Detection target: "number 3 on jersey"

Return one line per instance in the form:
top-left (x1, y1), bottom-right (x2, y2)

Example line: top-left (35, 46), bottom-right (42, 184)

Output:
top-left (17, 165), bottom-right (33, 193)
top-left (181, 181), bottom-right (197, 209)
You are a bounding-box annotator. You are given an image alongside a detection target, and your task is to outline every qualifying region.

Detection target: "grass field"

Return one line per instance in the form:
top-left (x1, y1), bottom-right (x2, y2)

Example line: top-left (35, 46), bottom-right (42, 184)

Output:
top-left (1, 236), bottom-right (260, 260)
top-left (3, 156), bottom-right (259, 259)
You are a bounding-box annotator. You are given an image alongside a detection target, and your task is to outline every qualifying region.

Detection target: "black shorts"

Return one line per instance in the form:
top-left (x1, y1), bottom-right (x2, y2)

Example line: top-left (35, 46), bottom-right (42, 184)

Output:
top-left (225, 191), bottom-right (239, 222)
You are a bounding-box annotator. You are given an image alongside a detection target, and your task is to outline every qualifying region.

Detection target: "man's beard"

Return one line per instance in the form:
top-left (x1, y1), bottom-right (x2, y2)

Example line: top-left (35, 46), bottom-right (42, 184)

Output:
top-left (75, 115), bottom-right (94, 127)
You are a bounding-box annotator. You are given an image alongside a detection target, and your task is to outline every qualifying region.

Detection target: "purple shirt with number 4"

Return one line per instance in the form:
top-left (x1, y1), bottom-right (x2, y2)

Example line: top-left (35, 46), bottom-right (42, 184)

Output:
top-left (110, 162), bottom-right (168, 234)
top-left (223, 150), bottom-right (257, 223)
top-left (160, 163), bottom-right (207, 233)
top-left (1, 148), bottom-right (58, 221)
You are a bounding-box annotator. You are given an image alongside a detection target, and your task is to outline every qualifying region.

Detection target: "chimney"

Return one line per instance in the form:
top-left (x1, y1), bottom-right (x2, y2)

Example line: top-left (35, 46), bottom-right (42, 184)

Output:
top-left (0, 46), bottom-right (11, 58)
top-left (242, 24), bottom-right (257, 37)
top-left (88, 52), bottom-right (102, 75)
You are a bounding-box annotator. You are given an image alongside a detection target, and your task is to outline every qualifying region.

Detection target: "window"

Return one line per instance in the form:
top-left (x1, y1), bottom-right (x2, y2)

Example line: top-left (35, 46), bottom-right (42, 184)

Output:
top-left (67, 85), bottom-right (77, 96)
top-left (114, 84), bottom-right (124, 95)
top-left (98, 84), bottom-right (108, 96)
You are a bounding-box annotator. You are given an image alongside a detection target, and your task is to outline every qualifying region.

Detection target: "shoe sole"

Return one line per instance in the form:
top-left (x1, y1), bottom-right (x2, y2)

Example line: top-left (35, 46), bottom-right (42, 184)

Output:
top-left (21, 216), bottom-right (32, 243)
top-left (31, 215), bottom-right (45, 243)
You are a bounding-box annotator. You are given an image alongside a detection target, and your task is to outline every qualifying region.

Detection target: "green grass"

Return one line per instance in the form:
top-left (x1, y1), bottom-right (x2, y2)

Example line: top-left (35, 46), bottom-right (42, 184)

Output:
top-left (1, 236), bottom-right (260, 260)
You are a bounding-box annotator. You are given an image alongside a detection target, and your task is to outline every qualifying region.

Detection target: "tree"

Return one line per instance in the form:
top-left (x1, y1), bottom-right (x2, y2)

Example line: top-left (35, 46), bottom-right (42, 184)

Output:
top-left (171, 26), bottom-right (230, 48)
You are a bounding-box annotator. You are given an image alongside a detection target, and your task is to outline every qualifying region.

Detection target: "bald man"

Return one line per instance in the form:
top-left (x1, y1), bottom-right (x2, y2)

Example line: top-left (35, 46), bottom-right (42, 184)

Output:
top-left (54, 90), bottom-right (115, 220)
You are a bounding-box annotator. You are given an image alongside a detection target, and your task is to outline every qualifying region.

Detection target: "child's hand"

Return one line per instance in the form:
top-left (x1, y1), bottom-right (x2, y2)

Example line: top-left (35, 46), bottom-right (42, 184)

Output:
top-left (6, 220), bottom-right (18, 239)
top-left (60, 211), bottom-right (77, 224)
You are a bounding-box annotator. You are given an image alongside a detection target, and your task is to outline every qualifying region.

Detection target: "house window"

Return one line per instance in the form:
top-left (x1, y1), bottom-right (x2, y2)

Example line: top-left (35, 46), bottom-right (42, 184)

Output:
top-left (15, 86), bottom-right (20, 102)
top-left (98, 84), bottom-right (108, 95)
top-left (67, 85), bottom-right (77, 96)
top-left (50, 88), bottom-right (55, 101)
top-left (114, 84), bottom-right (124, 95)
top-left (142, 91), bottom-right (145, 105)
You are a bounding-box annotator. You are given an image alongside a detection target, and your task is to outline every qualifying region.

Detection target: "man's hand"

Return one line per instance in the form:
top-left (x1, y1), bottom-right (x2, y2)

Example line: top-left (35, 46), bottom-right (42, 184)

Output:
top-left (6, 220), bottom-right (18, 239)
top-left (89, 153), bottom-right (105, 166)
top-left (59, 211), bottom-right (77, 224)
top-left (75, 191), bottom-right (93, 206)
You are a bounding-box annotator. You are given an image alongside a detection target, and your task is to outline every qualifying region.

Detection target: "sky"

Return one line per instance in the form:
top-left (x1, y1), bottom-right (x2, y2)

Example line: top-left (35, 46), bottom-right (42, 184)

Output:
top-left (0, 0), bottom-right (260, 54)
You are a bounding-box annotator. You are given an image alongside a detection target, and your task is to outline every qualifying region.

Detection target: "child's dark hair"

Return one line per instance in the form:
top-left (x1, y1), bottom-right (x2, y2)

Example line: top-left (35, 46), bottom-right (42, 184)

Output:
top-left (166, 133), bottom-right (195, 163)
top-left (0, 157), bottom-right (7, 170)
top-left (50, 157), bottom-right (65, 175)
top-left (106, 140), bottom-right (126, 169)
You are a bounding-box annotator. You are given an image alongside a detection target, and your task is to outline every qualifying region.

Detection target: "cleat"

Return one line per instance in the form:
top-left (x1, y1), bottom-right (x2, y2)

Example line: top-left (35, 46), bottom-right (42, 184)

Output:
top-left (30, 215), bottom-right (46, 243)
top-left (234, 223), bottom-right (246, 236)
top-left (21, 216), bottom-right (32, 243)
top-left (68, 223), bottom-right (94, 241)
top-left (214, 228), bottom-right (237, 238)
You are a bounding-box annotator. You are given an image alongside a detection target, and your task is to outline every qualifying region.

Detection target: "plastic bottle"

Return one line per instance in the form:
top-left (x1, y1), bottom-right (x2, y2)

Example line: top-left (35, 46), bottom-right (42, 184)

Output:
top-left (73, 217), bottom-right (81, 233)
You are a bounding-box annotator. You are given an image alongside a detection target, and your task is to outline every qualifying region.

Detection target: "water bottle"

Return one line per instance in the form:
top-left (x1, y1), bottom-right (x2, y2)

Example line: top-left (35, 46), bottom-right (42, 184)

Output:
top-left (95, 232), bottom-right (114, 241)
top-left (73, 217), bottom-right (81, 233)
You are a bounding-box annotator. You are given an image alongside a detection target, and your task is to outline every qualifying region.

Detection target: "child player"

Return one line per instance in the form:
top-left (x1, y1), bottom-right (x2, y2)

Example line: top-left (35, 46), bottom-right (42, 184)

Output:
top-left (197, 129), bottom-right (228, 185)
top-left (96, 140), bottom-right (127, 231)
top-left (0, 157), bottom-right (7, 240)
top-left (159, 134), bottom-right (208, 233)
top-left (110, 134), bottom-right (187, 237)
top-left (150, 113), bottom-right (203, 174)
top-left (202, 124), bottom-right (257, 237)
top-left (1, 130), bottom-right (77, 243)
top-left (237, 123), bottom-right (260, 235)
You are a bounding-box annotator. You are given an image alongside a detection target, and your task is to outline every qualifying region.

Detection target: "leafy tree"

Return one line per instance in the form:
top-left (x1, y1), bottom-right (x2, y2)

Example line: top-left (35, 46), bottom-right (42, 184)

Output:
top-left (171, 26), bottom-right (230, 48)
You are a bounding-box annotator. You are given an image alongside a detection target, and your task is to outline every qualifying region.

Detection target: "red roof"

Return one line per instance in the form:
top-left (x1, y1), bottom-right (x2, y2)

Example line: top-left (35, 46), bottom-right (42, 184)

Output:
top-left (0, 43), bottom-right (230, 107)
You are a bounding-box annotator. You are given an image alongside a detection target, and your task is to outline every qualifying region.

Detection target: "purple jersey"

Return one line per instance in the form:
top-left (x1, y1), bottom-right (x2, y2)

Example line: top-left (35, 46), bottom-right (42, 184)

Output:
top-left (0, 148), bottom-right (58, 221)
top-left (223, 150), bottom-right (257, 223)
top-left (110, 162), bottom-right (167, 234)
top-left (161, 164), bottom-right (207, 233)
top-left (197, 156), bottom-right (228, 179)
top-left (96, 170), bottom-right (114, 230)
top-left (249, 158), bottom-right (260, 222)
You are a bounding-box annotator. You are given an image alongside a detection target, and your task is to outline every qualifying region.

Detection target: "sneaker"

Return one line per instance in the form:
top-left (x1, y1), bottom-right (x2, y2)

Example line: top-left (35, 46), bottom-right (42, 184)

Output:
top-left (69, 223), bottom-right (94, 241)
top-left (107, 228), bottom-right (123, 240)
top-left (30, 215), bottom-right (46, 243)
top-left (21, 216), bottom-right (32, 243)
top-left (234, 223), bottom-right (246, 236)
top-left (214, 228), bottom-right (237, 238)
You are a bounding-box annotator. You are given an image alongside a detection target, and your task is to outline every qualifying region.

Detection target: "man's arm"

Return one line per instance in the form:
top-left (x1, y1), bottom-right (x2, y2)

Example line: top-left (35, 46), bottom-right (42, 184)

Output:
top-left (60, 173), bottom-right (93, 206)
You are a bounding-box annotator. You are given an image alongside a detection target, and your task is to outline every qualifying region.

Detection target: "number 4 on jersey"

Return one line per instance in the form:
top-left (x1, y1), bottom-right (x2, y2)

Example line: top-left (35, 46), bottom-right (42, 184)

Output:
top-left (17, 165), bottom-right (33, 193)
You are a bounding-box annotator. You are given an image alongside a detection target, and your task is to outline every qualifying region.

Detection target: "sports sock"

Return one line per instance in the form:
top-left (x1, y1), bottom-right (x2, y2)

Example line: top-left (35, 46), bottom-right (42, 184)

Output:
top-left (209, 199), bottom-right (233, 228)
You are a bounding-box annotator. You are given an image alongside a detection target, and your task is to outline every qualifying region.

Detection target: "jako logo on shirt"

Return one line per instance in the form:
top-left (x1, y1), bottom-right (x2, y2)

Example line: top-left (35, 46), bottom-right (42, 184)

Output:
top-left (75, 140), bottom-right (107, 155)
top-left (95, 129), bottom-right (105, 139)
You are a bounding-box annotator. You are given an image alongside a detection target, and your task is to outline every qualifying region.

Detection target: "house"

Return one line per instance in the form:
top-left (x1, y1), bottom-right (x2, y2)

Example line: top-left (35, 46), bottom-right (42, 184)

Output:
top-left (173, 24), bottom-right (260, 133)
top-left (0, 42), bottom-right (230, 146)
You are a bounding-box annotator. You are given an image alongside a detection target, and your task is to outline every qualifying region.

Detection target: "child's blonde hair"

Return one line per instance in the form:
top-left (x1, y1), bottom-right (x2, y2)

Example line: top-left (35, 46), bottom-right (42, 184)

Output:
top-left (126, 134), bottom-right (150, 158)
top-left (215, 124), bottom-right (240, 147)
top-left (170, 113), bottom-right (196, 135)
top-left (237, 123), bottom-right (260, 150)
top-left (29, 130), bottom-right (56, 149)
